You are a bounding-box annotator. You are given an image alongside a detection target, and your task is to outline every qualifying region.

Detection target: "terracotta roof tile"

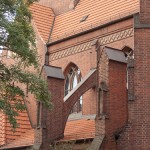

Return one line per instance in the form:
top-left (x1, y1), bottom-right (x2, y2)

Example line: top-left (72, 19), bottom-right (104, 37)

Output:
top-left (30, 3), bottom-right (55, 42)
top-left (0, 116), bottom-right (95, 149)
top-left (0, 129), bottom-right (34, 149)
top-left (62, 119), bottom-right (95, 141)
top-left (0, 109), bottom-right (34, 150)
top-left (0, 108), bottom-right (34, 149)
top-left (50, 0), bottom-right (140, 42)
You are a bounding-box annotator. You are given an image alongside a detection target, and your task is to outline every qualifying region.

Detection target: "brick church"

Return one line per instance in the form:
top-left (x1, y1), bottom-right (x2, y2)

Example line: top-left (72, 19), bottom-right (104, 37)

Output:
top-left (0, 0), bottom-right (150, 149)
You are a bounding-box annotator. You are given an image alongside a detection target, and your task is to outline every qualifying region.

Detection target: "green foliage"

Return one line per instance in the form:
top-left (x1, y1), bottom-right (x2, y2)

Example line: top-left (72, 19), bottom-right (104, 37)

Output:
top-left (0, 0), bottom-right (51, 128)
top-left (0, 0), bottom-right (39, 66)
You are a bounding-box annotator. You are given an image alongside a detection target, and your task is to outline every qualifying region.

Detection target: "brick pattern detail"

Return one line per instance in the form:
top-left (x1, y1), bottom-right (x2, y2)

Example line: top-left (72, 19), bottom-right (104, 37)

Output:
top-left (127, 58), bottom-right (135, 101)
top-left (39, 0), bottom-right (71, 15)
top-left (99, 28), bottom-right (133, 45)
top-left (103, 61), bottom-right (127, 150)
top-left (50, 28), bottom-right (133, 61)
top-left (140, 0), bottom-right (150, 24)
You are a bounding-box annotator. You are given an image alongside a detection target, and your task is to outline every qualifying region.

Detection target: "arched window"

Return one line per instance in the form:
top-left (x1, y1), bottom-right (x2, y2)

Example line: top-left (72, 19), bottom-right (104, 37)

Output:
top-left (122, 46), bottom-right (134, 90)
top-left (65, 65), bottom-right (82, 113)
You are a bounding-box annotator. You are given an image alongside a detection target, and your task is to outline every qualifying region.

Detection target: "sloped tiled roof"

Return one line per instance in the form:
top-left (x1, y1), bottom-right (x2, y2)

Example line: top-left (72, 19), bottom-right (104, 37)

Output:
top-left (0, 110), bottom-right (34, 150)
top-left (63, 119), bottom-right (95, 141)
top-left (50, 0), bottom-right (139, 42)
top-left (0, 118), bottom-right (95, 149)
top-left (0, 129), bottom-right (34, 149)
top-left (30, 3), bottom-right (55, 42)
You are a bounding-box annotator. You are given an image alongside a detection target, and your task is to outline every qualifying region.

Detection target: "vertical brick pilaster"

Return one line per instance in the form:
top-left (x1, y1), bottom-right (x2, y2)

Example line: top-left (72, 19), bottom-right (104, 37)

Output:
top-left (128, 28), bottom-right (150, 149)
top-left (34, 75), bottom-right (64, 150)
top-left (127, 58), bottom-right (135, 101)
top-left (90, 39), bottom-right (98, 70)
top-left (119, 7), bottom-right (150, 149)
top-left (41, 78), bottom-right (64, 149)
top-left (140, 0), bottom-right (150, 24)
top-left (103, 61), bottom-right (127, 150)
top-left (98, 48), bottom-right (127, 150)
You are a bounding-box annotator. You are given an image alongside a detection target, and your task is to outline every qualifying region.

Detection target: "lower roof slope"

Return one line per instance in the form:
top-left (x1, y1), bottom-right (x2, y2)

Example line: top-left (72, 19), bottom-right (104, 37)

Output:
top-left (0, 129), bottom-right (34, 150)
top-left (63, 119), bottom-right (95, 141)
top-left (0, 113), bottom-right (96, 149)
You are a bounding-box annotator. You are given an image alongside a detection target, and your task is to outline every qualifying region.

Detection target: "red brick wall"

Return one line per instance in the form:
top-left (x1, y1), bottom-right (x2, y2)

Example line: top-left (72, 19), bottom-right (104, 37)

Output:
top-left (0, 113), bottom-right (6, 146)
top-left (117, 1), bottom-right (150, 149)
top-left (140, 0), bottom-right (150, 23)
top-left (119, 29), bottom-right (150, 150)
top-left (39, 0), bottom-right (71, 15)
top-left (50, 48), bottom-right (97, 115)
top-left (48, 19), bottom-right (134, 118)
top-left (24, 20), bottom-right (47, 127)
top-left (40, 77), bottom-right (64, 149)
top-left (104, 61), bottom-right (127, 150)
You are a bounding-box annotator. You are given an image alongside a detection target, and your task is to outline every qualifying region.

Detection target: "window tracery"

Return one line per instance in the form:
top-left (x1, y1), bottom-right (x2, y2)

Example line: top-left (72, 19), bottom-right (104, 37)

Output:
top-left (65, 65), bottom-right (82, 113)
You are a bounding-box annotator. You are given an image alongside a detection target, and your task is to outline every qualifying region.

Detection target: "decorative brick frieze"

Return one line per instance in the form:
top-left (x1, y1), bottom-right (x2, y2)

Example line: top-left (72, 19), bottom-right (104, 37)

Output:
top-left (49, 41), bottom-right (92, 61)
top-left (50, 28), bottom-right (134, 61)
top-left (99, 28), bottom-right (133, 45)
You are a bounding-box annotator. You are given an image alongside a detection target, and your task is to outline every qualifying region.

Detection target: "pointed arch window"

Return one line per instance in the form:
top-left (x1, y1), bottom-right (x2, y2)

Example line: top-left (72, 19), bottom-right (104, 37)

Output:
top-left (122, 46), bottom-right (134, 90)
top-left (65, 65), bottom-right (82, 113)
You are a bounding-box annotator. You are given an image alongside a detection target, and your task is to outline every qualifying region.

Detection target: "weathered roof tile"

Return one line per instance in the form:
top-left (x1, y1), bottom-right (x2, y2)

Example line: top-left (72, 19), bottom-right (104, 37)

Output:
top-left (63, 119), bottom-right (95, 141)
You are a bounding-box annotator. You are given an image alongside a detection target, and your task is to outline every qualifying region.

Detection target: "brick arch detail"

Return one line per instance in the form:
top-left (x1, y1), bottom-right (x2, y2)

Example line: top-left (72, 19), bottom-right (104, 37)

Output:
top-left (62, 70), bottom-right (97, 132)
top-left (63, 61), bottom-right (81, 75)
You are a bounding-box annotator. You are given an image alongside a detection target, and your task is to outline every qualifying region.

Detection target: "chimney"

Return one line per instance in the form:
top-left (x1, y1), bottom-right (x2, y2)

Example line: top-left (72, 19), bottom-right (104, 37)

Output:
top-left (69, 0), bottom-right (80, 9)
top-left (140, 0), bottom-right (150, 23)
